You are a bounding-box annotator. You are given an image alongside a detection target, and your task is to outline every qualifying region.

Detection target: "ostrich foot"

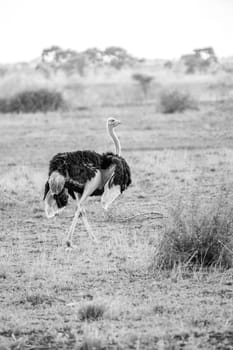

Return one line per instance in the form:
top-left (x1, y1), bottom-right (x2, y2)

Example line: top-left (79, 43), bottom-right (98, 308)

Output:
top-left (65, 240), bottom-right (78, 251)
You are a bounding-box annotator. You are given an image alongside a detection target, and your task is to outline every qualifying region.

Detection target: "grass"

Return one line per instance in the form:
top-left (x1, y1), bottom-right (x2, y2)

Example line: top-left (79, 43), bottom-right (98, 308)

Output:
top-left (0, 63), bottom-right (226, 109)
top-left (79, 337), bottom-right (106, 350)
top-left (152, 190), bottom-right (233, 270)
top-left (20, 291), bottom-right (54, 307)
top-left (1, 62), bottom-right (233, 348)
top-left (78, 302), bottom-right (106, 321)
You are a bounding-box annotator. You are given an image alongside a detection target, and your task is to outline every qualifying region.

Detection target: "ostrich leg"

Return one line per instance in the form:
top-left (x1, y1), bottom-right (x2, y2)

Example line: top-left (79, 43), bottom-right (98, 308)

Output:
top-left (65, 206), bottom-right (82, 248)
top-left (80, 208), bottom-right (97, 241)
top-left (65, 171), bottom-right (101, 247)
top-left (74, 194), bottom-right (97, 241)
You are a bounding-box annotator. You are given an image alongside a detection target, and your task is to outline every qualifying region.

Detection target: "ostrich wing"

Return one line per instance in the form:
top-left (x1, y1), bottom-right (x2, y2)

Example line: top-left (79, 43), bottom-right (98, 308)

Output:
top-left (44, 150), bottom-right (103, 218)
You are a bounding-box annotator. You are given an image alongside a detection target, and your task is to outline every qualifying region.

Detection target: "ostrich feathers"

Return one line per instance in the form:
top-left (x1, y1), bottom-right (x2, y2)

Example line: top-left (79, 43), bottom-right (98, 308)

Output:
top-left (44, 150), bottom-right (131, 216)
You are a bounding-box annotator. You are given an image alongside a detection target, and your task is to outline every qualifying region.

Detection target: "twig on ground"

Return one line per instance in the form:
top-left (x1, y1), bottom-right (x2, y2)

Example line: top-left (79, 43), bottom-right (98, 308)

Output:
top-left (65, 211), bottom-right (166, 221)
top-left (118, 211), bottom-right (166, 222)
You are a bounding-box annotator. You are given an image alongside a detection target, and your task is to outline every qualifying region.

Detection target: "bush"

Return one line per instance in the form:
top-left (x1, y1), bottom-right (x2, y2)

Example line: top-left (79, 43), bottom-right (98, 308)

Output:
top-left (158, 89), bottom-right (197, 113)
top-left (152, 193), bottom-right (233, 270)
top-left (0, 89), bottom-right (64, 113)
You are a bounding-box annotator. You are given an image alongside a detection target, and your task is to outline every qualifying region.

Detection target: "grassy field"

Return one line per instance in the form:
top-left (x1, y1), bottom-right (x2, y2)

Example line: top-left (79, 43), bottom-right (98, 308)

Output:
top-left (1, 69), bottom-right (233, 349)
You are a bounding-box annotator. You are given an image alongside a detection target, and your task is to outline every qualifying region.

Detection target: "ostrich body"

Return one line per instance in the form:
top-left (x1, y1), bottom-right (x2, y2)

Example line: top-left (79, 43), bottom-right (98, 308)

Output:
top-left (43, 118), bottom-right (131, 247)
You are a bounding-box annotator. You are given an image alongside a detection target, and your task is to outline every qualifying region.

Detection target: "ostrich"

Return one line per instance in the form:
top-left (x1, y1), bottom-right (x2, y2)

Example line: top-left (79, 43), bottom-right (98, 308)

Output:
top-left (43, 117), bottom-right (131, 248)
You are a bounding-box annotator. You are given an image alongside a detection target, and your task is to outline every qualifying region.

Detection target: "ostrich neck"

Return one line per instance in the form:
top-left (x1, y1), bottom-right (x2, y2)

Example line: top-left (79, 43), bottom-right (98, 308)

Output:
top-left (108, 126), bottom-right (121, 156)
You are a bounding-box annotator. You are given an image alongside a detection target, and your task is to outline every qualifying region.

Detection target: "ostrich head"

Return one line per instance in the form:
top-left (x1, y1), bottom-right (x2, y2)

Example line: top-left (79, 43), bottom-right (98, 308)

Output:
top-left (107, 117), bottom-right (121, 128)
top-left (106, 117), bottom-right (122, 156)
top-left (49, 171), bottom-right (65, 195)
top-left (44, 171), bottom-right (67, 218)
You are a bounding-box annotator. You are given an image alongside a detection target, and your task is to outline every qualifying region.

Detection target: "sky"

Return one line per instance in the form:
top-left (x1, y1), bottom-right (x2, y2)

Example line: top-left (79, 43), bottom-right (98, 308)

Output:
top-left (0, 0), bottom-right (232, 63)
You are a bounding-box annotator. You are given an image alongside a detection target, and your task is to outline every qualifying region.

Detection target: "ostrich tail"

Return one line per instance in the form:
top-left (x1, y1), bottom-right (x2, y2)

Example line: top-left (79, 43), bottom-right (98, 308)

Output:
top-left (101, 182), bottom-right (121, 211)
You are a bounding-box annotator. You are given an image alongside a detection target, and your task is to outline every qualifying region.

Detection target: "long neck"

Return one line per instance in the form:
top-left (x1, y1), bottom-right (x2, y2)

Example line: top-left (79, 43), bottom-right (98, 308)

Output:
top-left (108, 125), bottom-right (121, 156)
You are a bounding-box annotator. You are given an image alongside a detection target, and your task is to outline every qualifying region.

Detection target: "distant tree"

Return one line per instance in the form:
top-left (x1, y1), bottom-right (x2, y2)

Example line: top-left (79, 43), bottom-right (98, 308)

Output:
top-left (42, 46), bottom-right (62, 63)
top-left (132, 73), bottom-right (154, 97)
top-left (83, 47), bottom-right (103, 64)
top-left (104, 46), bottom-right (128, 57)
top-left (75, 54), bottom-right (86, 76)
top-left (180, 47), bottom-right (218, 74)
top-left (39, 45), bottom-right (140, 74)
top-left (104, 46), bottom-right (134, 69)
top-left (164, 60), bottom-right (173, 69)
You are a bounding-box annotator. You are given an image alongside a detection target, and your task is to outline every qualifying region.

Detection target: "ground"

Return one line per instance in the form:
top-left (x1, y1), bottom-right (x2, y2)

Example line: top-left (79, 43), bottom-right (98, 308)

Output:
top-left (1, 99), bottom-right (233, 349)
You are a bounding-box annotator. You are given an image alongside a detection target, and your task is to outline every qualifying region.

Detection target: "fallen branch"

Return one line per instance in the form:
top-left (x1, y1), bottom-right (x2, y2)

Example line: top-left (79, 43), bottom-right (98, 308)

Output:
top-left (118, 211), bottom-right (166, 222)
top-left (66, 211), bottom-right (167, 222)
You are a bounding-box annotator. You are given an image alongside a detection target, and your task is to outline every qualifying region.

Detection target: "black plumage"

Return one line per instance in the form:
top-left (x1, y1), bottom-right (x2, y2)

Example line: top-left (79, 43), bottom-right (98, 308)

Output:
top-left (101, 152), bottom-right (132, 192)
top-left (44, 150), bottom-right (131, 210)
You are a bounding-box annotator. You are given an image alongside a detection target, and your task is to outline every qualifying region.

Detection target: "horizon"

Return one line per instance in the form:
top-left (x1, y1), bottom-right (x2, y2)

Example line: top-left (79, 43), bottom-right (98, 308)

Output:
top-left (0, 0), bottom-right (232, 64)
top-left (1, 45), bottom-right (233, 66)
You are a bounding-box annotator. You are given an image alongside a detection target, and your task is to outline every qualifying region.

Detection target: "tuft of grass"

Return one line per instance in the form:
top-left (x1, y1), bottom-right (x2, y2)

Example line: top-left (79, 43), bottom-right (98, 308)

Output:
top-left (19, 292), bottom-right (54, 306)
top-left (158, 89), bottom-right (197, 113)
top-left (78, 302), bottom-right (106, 322)
top-left (0, 89), bottom-right (65, 113)
top-left (0, 272), bottom-right (7, 280)
top-left (152, 192), bottom-right (233, 270)
top-left (153, 305), bottom-right (166, 315)
top-left (79, 338), bottom-right (106, 350)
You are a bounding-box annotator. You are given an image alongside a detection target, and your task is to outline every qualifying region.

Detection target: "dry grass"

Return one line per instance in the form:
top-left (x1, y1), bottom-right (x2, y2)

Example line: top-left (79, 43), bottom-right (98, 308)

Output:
top-left (0, 70), bottom-right (60, 98)
top-left (1, 62), bottom-right (233, 348)
top-left (0, 63), bottom-right (229, 109)
top-left (78, 302), bottom-right (106, 322)
top-left (79, 337), bottom-right (106, 350)
top-left (152, 190), bottom-right (233, 270)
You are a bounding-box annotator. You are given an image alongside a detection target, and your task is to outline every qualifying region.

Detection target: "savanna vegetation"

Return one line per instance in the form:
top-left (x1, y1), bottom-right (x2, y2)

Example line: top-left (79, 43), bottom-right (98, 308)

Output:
top-left (1, 46), bottom-right (233, 349)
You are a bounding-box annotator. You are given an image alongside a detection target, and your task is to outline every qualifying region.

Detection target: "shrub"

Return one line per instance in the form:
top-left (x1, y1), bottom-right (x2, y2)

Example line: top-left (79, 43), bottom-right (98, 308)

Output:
top-left (158, 89), bottom-right (197, 113)
top-left (78, 302), bottom-right (106, 321)
top-left (0, 89), bottom-right (64, 113)
top-left (152, 193), bottom-right (233, 270)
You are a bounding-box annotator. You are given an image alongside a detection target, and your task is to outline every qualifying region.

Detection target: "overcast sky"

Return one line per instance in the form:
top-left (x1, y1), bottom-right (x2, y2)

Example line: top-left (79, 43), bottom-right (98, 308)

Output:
top-left (0, 0), bottom-right (232, 63)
